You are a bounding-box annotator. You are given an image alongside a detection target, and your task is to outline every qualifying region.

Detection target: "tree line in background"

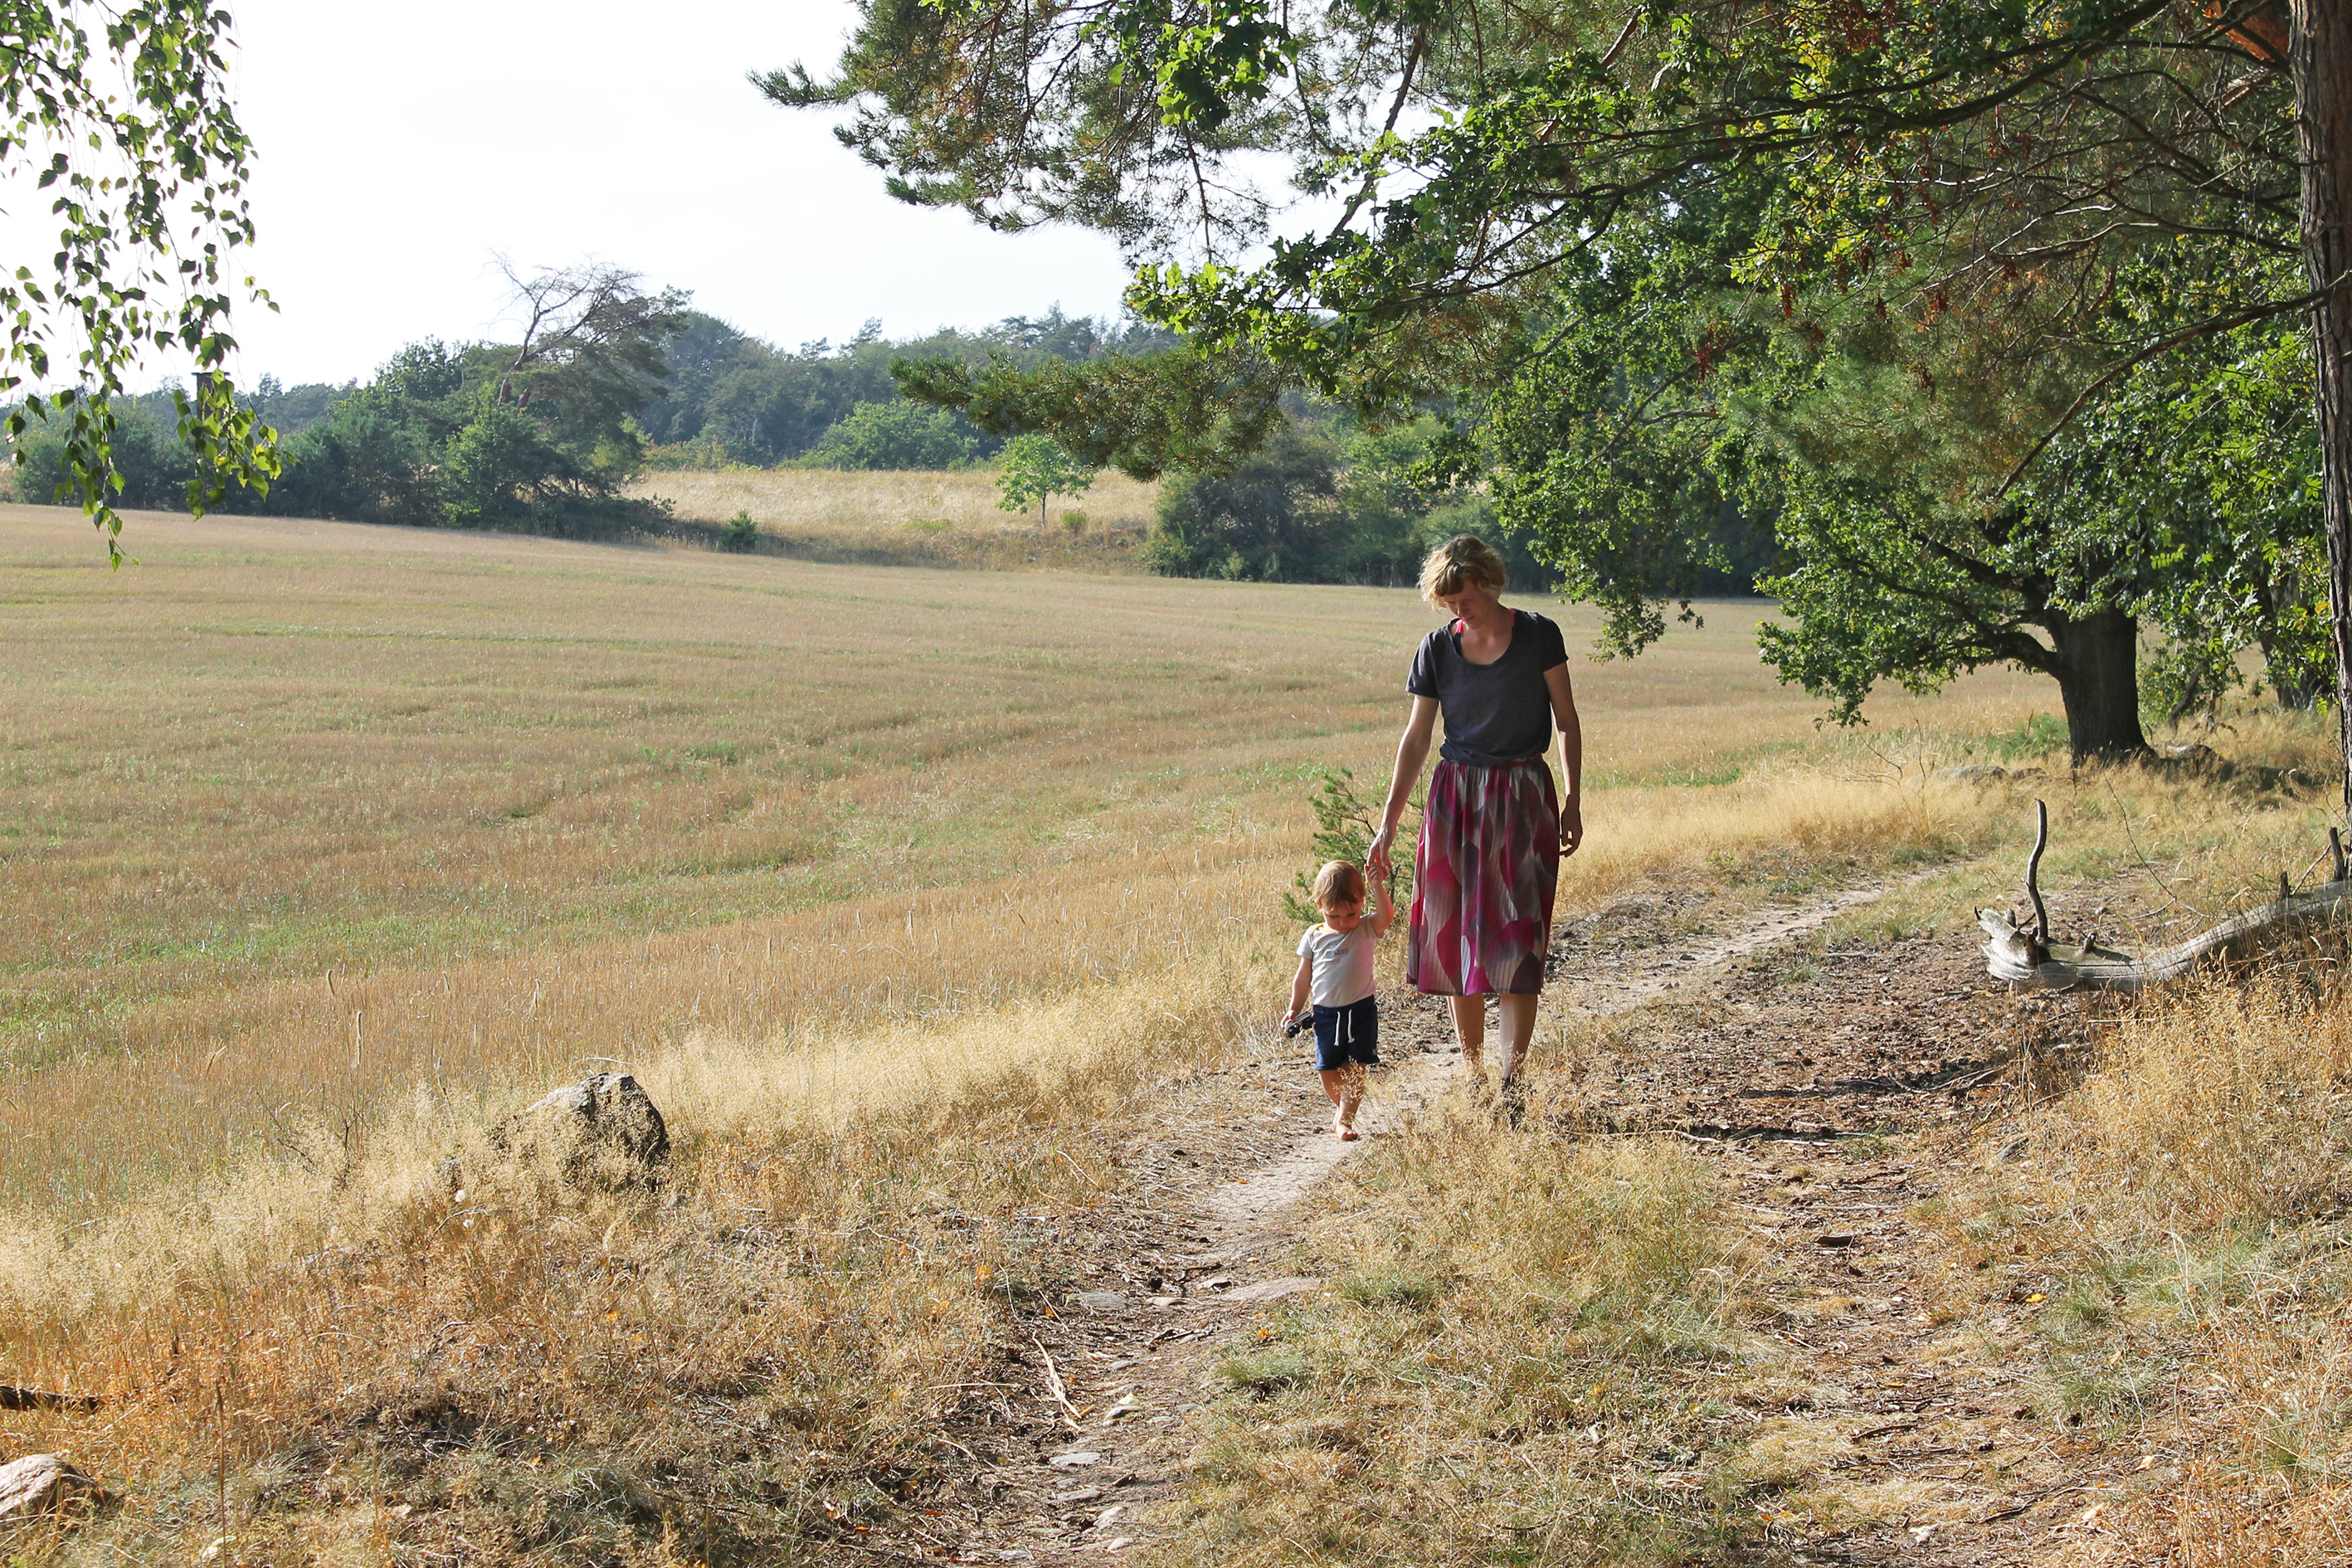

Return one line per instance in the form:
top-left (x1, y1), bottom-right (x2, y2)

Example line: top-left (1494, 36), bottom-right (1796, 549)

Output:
top-left (8, 261), bottom-right (1767, 592)
top-left (7, 270), bottom-right (1161, 536)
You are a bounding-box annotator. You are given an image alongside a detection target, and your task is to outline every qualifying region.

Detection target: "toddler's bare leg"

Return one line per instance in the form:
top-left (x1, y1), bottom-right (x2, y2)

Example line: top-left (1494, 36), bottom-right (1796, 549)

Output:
top-left (1318, 1068), bottom-right (1363, 1137)
top-left (1449, 994), bottom-right (1487, 1074)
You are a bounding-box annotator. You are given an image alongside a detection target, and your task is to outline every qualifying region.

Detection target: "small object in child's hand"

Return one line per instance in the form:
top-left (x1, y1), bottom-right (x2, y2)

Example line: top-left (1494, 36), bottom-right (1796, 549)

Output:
top-left (1283, 1013), bottom-right (1310, 1039)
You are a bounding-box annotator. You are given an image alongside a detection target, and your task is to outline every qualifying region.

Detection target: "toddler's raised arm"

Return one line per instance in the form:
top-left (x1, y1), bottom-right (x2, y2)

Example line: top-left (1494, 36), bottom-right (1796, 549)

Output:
top-left (1367, 865), bottom-right (1395, 937)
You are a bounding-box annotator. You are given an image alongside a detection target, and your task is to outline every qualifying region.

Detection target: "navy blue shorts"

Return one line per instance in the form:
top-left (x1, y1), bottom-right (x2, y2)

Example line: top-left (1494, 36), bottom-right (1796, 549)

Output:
top-left (1312, 997), bottom-right (1380, 1070)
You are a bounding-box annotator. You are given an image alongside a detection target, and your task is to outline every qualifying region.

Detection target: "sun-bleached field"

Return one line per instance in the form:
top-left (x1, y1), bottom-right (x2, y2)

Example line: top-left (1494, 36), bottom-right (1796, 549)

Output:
top-left (0, 504), bottom-right (2077, 1210)
top-left (630, 466), bottom-right (1159, 570)
top-left (12, 503), bottom-right (2352, 1566)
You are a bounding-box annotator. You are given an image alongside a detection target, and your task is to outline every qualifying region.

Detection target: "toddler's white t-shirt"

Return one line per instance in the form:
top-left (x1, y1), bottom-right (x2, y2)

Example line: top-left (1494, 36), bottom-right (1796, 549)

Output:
top-left (1298, 922), bottom-right (1378, 1008)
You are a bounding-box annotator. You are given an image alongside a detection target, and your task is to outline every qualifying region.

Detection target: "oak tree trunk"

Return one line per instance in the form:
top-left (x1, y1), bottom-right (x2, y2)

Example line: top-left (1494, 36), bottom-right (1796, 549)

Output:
top-left (2047, 606), bottom-right (2150, 762)
top-left (2292, 0), bottom-right (2352, 817)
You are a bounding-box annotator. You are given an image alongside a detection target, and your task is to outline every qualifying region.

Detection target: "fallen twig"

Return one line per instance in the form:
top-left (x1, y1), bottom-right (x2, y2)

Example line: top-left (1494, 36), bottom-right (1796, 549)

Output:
top-left (1029, 1337), bottom-right (1085, 1434)
top-left (0, 1384), bottom-right (100, 1412)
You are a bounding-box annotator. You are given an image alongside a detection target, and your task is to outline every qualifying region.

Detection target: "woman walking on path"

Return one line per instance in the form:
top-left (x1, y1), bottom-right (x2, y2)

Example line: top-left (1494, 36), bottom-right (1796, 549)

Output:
top-left (1366, 536), bottom-right (1583, 1096)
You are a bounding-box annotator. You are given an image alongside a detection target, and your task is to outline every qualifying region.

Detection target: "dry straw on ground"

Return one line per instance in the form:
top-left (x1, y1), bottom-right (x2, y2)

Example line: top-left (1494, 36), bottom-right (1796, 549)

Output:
top-left (629, 467), bottom-right (1159, 572)
top-left (1164, 1099), bottom-right (1761, 1564)
top-left (0, 503), bottom-right (2051, 1211)
top-left (10, 504), bottom-right (2347, 1564)
top-left (0, 959), bottom-right (1270, 1566)
top-left (1935, 947), bottom-right (2352, 1566)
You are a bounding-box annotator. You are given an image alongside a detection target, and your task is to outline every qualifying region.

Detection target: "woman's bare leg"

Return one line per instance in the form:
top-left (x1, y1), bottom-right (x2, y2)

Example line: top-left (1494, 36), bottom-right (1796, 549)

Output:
top-left (1493, 993), bottom-right (1540, 1081)
top-left (1449, 994), bottom-right (1487, 1073)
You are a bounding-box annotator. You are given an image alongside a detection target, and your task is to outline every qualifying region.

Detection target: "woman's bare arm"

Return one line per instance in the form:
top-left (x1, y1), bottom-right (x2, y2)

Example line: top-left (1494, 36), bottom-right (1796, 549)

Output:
top-left (1367, 695), bottom-right (1439, 875)
top-left (1546, 664), bottom-right (1583, 855)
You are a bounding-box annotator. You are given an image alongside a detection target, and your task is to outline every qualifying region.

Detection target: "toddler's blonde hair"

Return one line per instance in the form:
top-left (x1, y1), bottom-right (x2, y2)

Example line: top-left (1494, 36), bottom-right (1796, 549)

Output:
top-left (1419, 534), bottom-right (1508, 606)
top-left (1312, 860), bottom-right (1367, 908)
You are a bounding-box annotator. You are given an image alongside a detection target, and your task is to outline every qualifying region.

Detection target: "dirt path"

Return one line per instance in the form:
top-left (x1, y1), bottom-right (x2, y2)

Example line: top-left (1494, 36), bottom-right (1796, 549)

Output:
top-left (867, 875), bottom-right (2082, 1565)
top-left (1550, 877), bottom-right (2136, 1566)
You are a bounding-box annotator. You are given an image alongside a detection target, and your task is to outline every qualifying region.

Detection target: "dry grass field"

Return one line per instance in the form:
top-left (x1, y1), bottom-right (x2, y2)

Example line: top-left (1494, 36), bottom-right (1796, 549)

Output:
top-left (7, 503), bottom-right (2352, 1565)
top-left (0, 502), bottom-right (2065, 1212)
top-left (628, 468), bottom-right (1159, 572)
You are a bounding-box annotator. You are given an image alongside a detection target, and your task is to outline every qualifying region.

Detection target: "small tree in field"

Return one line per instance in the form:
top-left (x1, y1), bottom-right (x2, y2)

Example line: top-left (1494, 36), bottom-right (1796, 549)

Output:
top-left (996, 433), bottom-right (1093, 522)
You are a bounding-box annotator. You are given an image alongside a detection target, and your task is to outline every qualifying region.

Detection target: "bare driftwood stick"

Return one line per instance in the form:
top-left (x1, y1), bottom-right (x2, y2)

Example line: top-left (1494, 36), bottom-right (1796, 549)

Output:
top-left (1981, 815), bottom-right (2352, 989)
top-left (2025, 799), bottom-right (2051, 946)
top-left (0, 1384), bottom-right (100, 1411)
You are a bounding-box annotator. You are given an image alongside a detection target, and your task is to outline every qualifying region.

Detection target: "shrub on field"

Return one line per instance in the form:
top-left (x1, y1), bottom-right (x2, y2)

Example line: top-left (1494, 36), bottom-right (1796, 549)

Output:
top-left (993, 431), bottom-right (1093, 519)
top-left (1280, 766), bottom-right (1413, 925)
top-left (806, 399), bottom-right (979, 470)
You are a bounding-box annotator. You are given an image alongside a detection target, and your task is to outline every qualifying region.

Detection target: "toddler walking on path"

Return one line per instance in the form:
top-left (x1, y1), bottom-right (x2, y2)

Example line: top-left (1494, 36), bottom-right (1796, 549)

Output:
top-left (1283, 860), bottom-right (1394, 1139)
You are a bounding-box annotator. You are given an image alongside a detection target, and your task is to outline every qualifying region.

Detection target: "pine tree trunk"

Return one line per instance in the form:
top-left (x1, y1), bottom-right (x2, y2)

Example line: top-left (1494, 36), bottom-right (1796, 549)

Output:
top-left (2047, 607), bottom-right (2150, 762)
top-left (2292, 0), bottom-right (2352, 817)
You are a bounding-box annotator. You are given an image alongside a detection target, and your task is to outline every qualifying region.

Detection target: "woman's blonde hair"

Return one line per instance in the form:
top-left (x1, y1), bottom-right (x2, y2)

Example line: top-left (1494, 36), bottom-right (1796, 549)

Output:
top-left (1418, 534), bottom-right (1508, 606)
top-left (1312, 860), bottom-right (1366, 908)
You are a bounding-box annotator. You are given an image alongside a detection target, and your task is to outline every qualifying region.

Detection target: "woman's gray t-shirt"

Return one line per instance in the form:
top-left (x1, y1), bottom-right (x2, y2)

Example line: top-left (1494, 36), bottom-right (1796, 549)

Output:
top-left (1406, 608), bottom-right (1569, 765)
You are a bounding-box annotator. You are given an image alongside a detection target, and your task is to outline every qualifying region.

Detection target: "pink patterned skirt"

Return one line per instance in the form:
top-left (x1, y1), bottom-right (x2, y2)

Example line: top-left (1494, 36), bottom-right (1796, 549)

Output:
top-left (1407, 759), bottom-right (1561, 996)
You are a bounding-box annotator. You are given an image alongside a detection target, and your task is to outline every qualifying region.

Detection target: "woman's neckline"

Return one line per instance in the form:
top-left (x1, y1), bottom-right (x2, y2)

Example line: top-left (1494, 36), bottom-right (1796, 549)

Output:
top-left (1451, 606), bottom-right (1519, 669)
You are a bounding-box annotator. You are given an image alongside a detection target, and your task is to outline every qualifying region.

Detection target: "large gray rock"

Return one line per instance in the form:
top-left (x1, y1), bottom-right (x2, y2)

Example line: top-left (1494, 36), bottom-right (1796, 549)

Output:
top-left (496, 1071), bottom-right (670, 1186)
top-left (0, 1454), bottom-right (106, 1524)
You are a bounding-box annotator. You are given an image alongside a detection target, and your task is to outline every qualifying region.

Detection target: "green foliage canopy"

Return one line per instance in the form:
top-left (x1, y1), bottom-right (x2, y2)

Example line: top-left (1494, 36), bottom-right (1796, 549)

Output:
top-left (808, 399), bottom-right (979, 470)
top-left (786, 0), bottom-right (2339, 766)
top-left (2, 0), bottom-right (280, 560)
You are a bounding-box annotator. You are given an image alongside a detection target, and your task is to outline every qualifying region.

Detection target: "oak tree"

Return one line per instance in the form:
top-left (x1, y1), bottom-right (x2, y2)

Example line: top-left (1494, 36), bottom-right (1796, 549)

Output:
top-left (782, 0), bottom-right (2352, 778)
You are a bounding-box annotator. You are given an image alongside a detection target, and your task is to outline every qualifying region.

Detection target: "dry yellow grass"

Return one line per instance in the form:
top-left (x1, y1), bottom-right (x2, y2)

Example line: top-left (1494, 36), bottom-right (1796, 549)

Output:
top-left (1162, 1095), bottom-right (1764, 1564)
top-left (0, 502), bottom-right (2053, 1212)
top-left (627, 467), bottom-right (1160, 572)
top-left (1933, 962), bottom-right (2352, 1566)
top-left (18, 501), bottom-right (2330, 1566)
top-left (0, 959), bottom-right (1271, 1566)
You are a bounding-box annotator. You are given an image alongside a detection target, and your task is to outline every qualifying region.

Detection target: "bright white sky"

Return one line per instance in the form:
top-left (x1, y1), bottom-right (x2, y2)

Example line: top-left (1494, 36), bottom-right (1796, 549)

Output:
top-left (194, 0), bottom-right (1136, 387)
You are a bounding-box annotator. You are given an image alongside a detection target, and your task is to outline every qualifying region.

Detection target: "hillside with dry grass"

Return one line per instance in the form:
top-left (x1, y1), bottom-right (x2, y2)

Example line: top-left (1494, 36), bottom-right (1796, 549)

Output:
top-left (627, 469), bottom-right (1159, 572)
top-left (5, 504), bottom-right (2351, 1566)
